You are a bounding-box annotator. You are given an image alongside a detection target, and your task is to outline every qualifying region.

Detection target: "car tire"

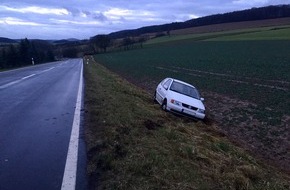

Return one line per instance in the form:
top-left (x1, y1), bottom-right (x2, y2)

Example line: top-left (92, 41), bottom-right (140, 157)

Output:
top-left (153, 91), bottom-right (157, 103)
top-left (162, 99), bottom-right (167, 111)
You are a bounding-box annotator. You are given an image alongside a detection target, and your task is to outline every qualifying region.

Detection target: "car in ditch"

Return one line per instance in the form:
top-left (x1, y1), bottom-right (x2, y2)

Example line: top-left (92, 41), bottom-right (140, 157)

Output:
top-left (154, 78), bottom-right (205, 120)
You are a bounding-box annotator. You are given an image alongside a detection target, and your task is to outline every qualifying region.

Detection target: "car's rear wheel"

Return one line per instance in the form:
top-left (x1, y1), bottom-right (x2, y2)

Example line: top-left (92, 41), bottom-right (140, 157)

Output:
top-left (162, 99), bottom-right (167, 111)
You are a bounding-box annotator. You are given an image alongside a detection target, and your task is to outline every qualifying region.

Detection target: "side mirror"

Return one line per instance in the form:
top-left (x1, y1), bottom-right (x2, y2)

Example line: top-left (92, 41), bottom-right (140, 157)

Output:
top-left (163, 85), bottom-right (168, 90)
top-left (200, 97), bottom-right (205, 101)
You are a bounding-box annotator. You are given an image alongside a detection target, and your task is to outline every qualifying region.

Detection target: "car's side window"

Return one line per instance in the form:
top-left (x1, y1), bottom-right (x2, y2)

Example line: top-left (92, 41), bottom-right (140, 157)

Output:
top-left (162, 79), bottom-right (172, 90)
top-left (160, 79), bottom-right (166, 85)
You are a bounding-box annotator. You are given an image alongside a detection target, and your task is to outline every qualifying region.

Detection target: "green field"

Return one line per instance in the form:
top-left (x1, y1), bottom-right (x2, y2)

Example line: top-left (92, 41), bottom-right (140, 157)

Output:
top-left (209, 27), bottom-right (290, 41)
top-left (93, 28), bottom-right (290, 171)
top-left (95, 40), bottom-right (290, 114)
top-left (146, 26), bottom-right (290, 44)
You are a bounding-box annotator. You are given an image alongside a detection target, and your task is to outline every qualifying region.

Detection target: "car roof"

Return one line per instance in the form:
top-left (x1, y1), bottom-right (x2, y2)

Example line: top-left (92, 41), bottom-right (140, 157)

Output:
top-left (166, 77), bottom-right (196, 88)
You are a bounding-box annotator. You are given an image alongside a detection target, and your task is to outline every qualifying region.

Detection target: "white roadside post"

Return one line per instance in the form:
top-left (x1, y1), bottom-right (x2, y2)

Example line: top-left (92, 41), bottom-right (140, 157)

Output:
top-left (31, 58), bottom-right (35, 65)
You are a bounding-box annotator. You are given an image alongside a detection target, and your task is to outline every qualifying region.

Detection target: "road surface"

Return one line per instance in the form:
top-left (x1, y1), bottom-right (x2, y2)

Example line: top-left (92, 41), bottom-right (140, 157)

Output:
top-left (0, 59), bottom-right (86, 190)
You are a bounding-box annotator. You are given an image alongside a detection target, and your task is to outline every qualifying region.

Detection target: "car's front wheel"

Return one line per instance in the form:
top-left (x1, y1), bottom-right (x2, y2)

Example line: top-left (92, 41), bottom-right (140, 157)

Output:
top-left (162, 99), bottom-right (167, 111)
top-left (153, 91), bottom-right (157, 103)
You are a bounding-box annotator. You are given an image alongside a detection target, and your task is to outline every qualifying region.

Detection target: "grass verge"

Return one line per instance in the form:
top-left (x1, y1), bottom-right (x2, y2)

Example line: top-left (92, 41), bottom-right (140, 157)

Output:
top-left (84, 56), bottom-right (289, 190)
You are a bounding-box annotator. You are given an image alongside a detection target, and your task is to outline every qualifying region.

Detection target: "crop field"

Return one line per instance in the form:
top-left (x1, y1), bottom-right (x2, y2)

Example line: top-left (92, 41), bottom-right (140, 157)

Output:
top-left (171, 17), bottom-right (290, 36)
top-left (147, 26), bottom-right (290, 45)
top-left (93, 28), bottom-right (290, 172)
top-left (208, 27), bottom-right (290, 41)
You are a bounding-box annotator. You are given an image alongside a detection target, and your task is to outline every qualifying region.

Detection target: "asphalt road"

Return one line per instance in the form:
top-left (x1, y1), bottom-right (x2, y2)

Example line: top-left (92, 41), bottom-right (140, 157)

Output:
top-left (0, 59), bottom-right (86, 190)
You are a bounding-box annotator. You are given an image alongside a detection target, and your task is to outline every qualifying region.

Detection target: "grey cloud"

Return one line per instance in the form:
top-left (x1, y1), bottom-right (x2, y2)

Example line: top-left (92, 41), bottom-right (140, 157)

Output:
top-left (92, 12), bottom-right (108, 21)
top-left (267, 0), bottom-right (290, 5)
top-left (64, 7), bottom-right (79, 17)
top-left (82, 11), bottom-right (91, 16)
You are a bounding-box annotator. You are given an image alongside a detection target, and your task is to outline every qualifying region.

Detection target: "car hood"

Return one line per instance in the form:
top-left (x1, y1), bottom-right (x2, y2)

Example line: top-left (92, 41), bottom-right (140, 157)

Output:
top-left (169, 90), bottom-right (205, 110)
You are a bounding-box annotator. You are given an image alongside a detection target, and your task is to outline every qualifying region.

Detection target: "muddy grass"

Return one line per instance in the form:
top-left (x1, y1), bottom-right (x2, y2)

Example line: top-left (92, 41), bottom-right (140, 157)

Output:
top-left (203, 91), bottom-right (290, 173)
top-left (113, 67), bottom-right (290, 174)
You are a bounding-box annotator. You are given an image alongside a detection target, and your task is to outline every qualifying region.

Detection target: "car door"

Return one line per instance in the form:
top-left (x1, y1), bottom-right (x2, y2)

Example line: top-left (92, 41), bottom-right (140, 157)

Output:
top-left (157, 79), bottom-right (172, 102)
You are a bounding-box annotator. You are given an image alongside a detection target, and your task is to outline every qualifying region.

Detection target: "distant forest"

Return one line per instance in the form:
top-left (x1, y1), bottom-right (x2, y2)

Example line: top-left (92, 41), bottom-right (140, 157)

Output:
top-left (108, 5), bottom-right (290, 39)
top-left (0, 39), bottom-right (54, 69)
top-left (0, 37), bottom-right (17, 44)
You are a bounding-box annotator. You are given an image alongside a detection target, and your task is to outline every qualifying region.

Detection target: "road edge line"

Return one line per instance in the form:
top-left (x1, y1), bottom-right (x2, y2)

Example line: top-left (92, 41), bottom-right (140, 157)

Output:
top-left (61, 59), bottom-right (83, 190)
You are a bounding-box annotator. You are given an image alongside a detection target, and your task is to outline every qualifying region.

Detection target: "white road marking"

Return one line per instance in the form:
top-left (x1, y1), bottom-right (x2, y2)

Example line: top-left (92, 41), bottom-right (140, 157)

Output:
top-left (37, 67), bottom-right (55, 74)
top-left (0, 67), bottom-right (55, 90)
top-left (0, 79), bottom-right (23, 89)
top-left (21, 74), bottom-right (36, 80)
top-left (61, 60), bottom-right (83, 190)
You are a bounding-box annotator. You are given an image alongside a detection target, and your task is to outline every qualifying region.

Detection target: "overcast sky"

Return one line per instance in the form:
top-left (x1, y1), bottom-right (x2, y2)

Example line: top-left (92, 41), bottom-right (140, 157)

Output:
top-left (0, 0), bottom-right (289, 40)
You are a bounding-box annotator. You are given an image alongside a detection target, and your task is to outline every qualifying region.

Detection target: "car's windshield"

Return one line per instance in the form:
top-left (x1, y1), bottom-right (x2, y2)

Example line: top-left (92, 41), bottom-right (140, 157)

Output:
top-left (170, 81), bottom-right (200, 99)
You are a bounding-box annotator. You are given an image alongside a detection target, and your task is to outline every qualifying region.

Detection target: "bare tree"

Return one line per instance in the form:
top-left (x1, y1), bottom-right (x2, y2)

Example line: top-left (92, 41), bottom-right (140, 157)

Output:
top-left (90, 35), bottom-right (111, 53)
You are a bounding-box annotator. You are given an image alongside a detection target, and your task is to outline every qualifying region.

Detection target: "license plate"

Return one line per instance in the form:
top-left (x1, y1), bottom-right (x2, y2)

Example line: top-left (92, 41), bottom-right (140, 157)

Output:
top-left (183, 109), bottom-right (195, 116)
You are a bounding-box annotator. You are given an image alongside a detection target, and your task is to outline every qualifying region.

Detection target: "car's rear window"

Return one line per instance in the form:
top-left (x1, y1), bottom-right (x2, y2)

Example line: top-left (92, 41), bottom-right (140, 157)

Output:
top-left (170, 81), bottom-right (200, 99)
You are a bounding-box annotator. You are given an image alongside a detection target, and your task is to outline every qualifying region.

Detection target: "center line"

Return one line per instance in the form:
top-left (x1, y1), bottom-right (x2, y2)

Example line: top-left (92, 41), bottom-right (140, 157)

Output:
top-left (0, 73), bottom-right (36, 89)
top-left (21, 74), bottom-right (36, 80)
top-left (0, 66), bottom-right (57, 90)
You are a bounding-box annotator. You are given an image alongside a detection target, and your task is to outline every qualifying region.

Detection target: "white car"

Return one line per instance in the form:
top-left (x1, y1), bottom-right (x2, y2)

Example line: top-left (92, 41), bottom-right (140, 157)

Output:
top-left (154, 78), bottom-right (205, 120)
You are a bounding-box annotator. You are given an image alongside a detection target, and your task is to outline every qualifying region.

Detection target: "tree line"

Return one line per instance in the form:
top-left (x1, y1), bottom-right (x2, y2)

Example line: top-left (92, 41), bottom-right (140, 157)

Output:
top-left (0, 38), bottom-right (55, 69)
top-left (108, 5), bottom-right (290, 39)
top-left (88, 34), bottom-right (149, 54)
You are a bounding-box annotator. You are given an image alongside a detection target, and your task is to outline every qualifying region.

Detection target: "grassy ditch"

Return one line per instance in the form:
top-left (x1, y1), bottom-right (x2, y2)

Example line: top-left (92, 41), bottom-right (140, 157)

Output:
top-left (93, 40), bottom-right (290, 172)
top-left (84, 56), bottom-right (289, 190)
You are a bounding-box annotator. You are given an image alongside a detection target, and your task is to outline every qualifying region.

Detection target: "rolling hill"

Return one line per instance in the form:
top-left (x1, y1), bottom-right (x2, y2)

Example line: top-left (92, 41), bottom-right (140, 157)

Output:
top-left (0, 37), bottom-right (17, 44)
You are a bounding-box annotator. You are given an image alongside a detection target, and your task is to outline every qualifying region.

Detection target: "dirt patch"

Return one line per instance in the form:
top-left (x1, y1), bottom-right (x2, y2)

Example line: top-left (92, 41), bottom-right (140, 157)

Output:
top-left (202, 91), bottom-right (290, 173)
top-left (144, 119), bottom-right (163, 130)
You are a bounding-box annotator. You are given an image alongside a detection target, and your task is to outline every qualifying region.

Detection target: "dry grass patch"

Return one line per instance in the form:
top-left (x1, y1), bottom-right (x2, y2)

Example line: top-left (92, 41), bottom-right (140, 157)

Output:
top-left (84, 56), bottom-right (290, 190)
